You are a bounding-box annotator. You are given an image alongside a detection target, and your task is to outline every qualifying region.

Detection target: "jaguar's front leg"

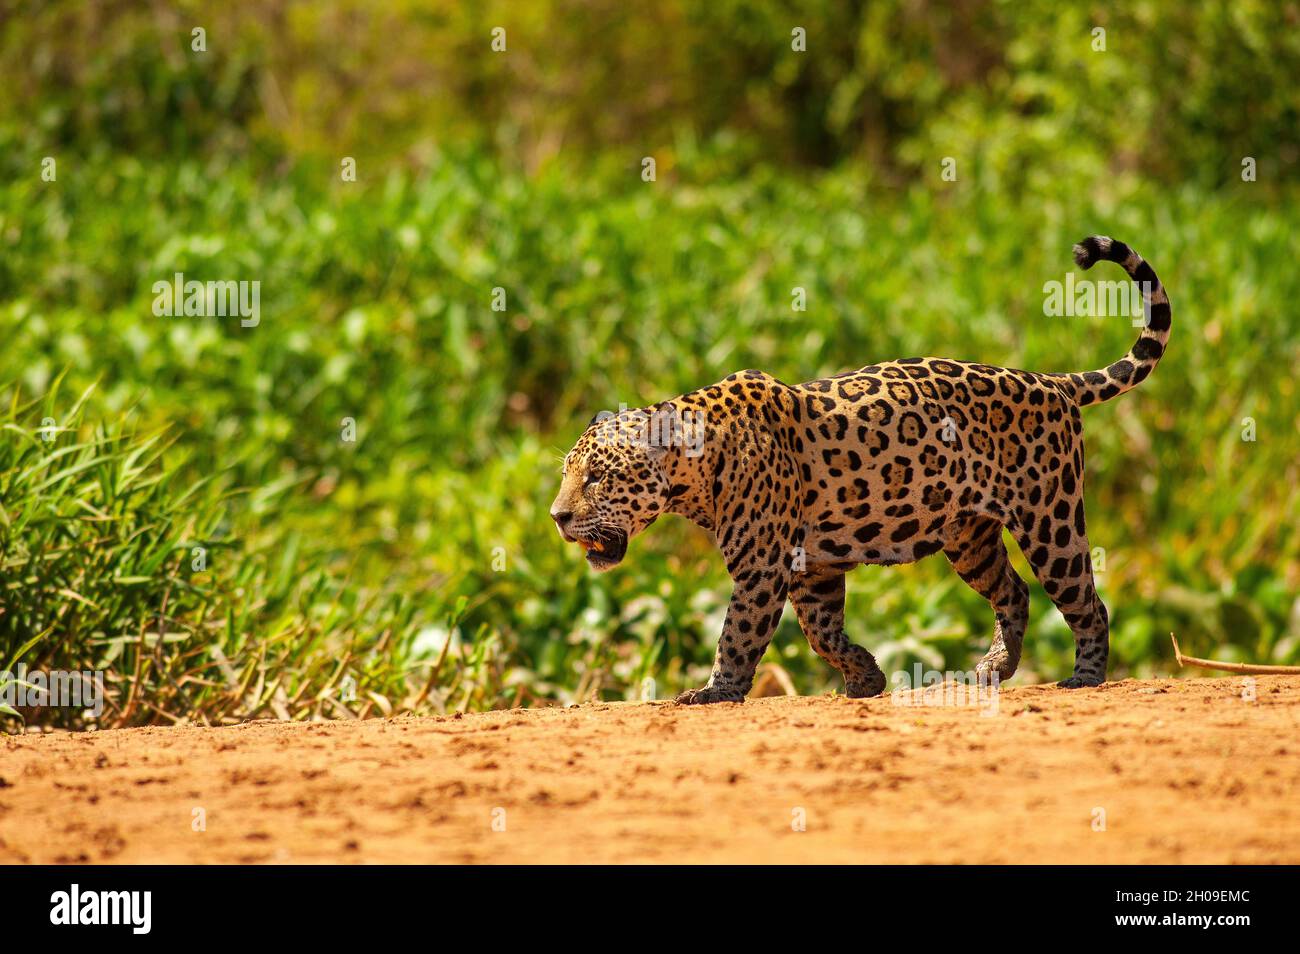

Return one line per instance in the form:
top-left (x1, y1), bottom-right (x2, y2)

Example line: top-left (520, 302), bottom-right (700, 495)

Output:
top-left (676, 543), bottom-right (790, 705)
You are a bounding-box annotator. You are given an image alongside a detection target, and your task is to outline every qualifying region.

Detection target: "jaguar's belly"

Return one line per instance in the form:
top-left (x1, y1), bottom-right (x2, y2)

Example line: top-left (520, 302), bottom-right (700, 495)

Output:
top-left (801, 519), bottom-right (948, 568)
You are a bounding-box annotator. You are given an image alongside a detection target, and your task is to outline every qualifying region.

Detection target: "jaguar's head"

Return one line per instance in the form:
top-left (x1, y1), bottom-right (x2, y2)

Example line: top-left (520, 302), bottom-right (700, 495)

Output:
top-left (550, 408), bottom-right (675, 571)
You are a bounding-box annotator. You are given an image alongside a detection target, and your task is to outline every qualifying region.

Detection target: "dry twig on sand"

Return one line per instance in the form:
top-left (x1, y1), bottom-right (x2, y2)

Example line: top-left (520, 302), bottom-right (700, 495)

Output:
top-left (1170, 633), bottom-right (1300, 675)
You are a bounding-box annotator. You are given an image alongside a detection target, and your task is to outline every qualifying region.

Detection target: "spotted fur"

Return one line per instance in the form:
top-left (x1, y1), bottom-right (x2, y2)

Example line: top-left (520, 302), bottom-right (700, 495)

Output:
top-left (551, 237), bottom-right (1170, 703)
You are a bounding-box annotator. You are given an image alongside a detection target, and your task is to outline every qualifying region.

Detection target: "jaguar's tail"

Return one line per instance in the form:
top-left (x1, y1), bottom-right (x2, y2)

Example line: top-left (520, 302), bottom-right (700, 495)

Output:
top-left (1059, 236), bottom-right (1172, 407)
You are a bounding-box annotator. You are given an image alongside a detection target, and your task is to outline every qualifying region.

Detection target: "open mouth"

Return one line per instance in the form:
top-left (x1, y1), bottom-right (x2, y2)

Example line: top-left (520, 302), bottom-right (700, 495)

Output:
top-left (575, 530), bottom-right (628, 569)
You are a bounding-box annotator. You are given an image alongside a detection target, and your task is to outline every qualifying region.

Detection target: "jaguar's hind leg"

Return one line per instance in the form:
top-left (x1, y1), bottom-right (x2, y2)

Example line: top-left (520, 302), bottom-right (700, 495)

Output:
top-left (1011, 504), bottom-right (1109, 687)
top-left (943, 515), bottom-right (1030, 681)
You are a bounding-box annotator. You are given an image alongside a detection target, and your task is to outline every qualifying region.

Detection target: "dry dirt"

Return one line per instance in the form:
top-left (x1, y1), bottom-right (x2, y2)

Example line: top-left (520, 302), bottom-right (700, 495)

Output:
top-left (2, 676), bottom-right (1298, 864)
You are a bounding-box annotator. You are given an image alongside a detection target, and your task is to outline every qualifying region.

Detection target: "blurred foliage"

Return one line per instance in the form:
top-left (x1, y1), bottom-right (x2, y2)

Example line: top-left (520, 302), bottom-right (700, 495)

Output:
top-left (0, 1), bottom-right (1297, 725)
top-left (4, 0), bottom-right (1298, 184)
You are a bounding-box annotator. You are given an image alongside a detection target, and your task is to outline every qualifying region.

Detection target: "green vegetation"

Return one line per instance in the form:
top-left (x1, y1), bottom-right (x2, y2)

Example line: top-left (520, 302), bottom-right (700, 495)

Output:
top-left (1, 2), bottom-right (1296, 726)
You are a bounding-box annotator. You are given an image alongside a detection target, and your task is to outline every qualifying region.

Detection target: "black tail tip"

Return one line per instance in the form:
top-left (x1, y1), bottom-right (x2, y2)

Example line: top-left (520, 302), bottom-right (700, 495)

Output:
top-left (1072, 235), bottom-right (1110, 270)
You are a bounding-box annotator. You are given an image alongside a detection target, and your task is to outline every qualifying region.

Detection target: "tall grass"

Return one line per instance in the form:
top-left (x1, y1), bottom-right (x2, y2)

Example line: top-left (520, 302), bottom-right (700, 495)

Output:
top-left (0, 382), bottom-right (515, 727)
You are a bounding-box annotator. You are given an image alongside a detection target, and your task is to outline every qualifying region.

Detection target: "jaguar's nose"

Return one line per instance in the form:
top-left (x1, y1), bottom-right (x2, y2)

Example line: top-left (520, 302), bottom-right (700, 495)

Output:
top-left (551, 508), bottom-right (574, 529)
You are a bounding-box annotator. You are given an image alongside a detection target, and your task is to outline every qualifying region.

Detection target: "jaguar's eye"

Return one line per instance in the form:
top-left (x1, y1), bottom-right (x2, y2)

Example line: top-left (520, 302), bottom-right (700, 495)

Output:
top-left (584, 471), bottom-right (603, 487)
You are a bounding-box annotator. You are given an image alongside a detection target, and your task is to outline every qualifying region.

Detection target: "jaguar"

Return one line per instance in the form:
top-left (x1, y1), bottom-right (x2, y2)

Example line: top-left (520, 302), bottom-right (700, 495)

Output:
top-left (550, 236), bottom-right (1170, 703)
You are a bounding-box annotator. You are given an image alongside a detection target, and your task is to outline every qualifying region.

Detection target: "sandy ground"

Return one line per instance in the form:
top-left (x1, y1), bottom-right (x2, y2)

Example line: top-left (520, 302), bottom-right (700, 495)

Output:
top-left (2, 676), bottom-right (1297, 864)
